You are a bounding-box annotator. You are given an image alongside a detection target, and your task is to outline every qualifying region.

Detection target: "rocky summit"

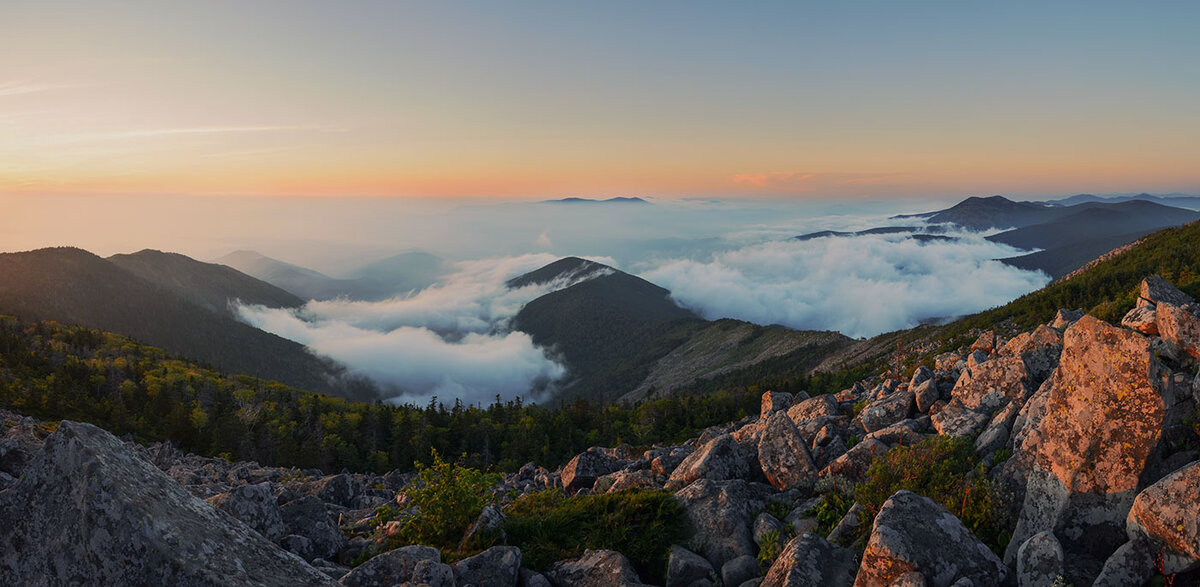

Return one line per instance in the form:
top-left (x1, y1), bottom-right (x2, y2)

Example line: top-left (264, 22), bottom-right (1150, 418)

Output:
top-left (1, 275), bottom-right (1200, 586)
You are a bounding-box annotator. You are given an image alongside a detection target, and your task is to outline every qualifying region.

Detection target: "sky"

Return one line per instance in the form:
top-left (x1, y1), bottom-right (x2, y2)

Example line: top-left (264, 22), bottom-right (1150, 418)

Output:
top-left (3, 1), bottom-right (1199, 200)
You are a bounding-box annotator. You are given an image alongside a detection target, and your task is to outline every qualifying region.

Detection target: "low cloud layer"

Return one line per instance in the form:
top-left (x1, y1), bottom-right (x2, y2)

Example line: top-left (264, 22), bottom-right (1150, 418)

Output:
top-left (641, 232), bottom-right (1050, 338)
top-left (236, 254), bottom-right (614, 405)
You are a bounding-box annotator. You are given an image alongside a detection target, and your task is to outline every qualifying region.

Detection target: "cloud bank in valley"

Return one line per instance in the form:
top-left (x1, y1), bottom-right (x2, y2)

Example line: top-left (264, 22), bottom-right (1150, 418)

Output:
top-left (235, 254), bottom-right (615, 406)
top-left (640, 232), bottom-right (1051, 338)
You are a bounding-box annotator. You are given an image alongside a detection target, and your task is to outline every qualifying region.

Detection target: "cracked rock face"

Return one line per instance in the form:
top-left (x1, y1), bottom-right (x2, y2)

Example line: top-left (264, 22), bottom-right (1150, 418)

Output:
top-left (1005, 315), bottom-right (1169, 583)
top-left (0, 421), bottom-right (336, 587)
top-left (1033, 315), bottom-right (1166, 496)
top-left (757, 412), bottom-right (818, 491)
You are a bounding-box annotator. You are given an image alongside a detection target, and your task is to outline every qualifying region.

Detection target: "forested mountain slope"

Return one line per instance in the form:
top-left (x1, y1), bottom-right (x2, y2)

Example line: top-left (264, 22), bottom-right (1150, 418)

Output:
top-left (0, 247), bottom-right (353, 396)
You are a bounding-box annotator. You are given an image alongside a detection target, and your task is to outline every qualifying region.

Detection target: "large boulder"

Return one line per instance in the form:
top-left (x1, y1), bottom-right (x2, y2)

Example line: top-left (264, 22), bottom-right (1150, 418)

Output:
top-left (309, 473), bottom-right (363, 508)
top-left (970, 330), bottom-right (997, 355)
top-left (666, 544), bottom-right (717, 587)
top-left (651, 446), bottom-right (695, 477)
top-left (0, 421), bottom-right (337, 586)
top-left (757, 412), bottom-right (818, 491)
top-left (1121, 305), bottom-right (1159, 335)
top-left (950, 355), bottom-right (1029, 416)
top-left (929, 402), bottom-right (988, 438)
top-left (820, 438), bottom-right (889, 488)
top-left (545, 549), bottom-right (648, 587)
top-left (1004, 315), bottom-right (1168, 584)
top-left (1049, 309), bottom-right (1084, 330)
top-left (974, 400), bottom-right (1020, 458)
top-left (854, 491), bottom-right (1005, 587)
top-left (761, 533), bottom-right (857, 587)
top-left (1156, 301), bottom-right (1200, 361)
top-left (668, 434), bottom-right (753, 488)
top-left (279, 496), bottom-right (347, 561)
top-left (999, 325), bottom-right (1063, 387)
top-left (721, 554), bottom-right (760, 587)
top-left (1015, 531), bottom-right (1064, 587)
top-left (340, 545), bottom-right (452, 587)
top-left (206, 481), bottom-right (286, 542)
top-left (452, 545), bottom-right (522, 587)
top-left (787, 395), bottom-right (841, 425)
top-left (0, 416), bottom-right (44, 481)
top-left (911, 378), bottom-right (940, 414)
top-left (562, 448), bottom-right (624, 493)
top-left (858, 391), bottom-right (915, 433)
top-left (1126, 459), bottom-right (1200, 573)
top-left (595, 469), bottom-right (658, 494)
top-left (1139, 275), bottom-right (1194, 307)
top-left (761, 391), bottom-right (795, 418)
top-left (675, 479), bottom-right (768, 570)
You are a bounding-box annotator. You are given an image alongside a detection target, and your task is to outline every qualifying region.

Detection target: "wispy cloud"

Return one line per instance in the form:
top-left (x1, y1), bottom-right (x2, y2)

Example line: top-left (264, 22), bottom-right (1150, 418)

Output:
top-left (45, 125), bottom-right (347, 144)
top-left (0, 81), bottom-right (96, 98)
top-left (199, 146), bottom-right (301, 159)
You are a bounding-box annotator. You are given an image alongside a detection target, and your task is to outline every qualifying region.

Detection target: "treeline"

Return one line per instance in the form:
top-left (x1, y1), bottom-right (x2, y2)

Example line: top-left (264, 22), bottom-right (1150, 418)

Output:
top-left (0, 315), bottom-right (843, 474)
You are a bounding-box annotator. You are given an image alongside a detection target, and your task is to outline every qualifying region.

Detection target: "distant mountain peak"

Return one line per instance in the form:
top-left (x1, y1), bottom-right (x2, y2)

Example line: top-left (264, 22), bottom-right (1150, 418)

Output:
top-left (540, 196), bottom-right (649, 205)
top-left (505, 256), bottom-right (612, 289)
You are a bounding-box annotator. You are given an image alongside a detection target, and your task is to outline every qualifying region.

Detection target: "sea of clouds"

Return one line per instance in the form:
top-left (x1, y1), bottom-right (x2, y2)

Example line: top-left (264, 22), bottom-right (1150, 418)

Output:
top-left (641, 232), bottom-right (1049, 338)
top-left (235, 253), bottom-right (615, 405)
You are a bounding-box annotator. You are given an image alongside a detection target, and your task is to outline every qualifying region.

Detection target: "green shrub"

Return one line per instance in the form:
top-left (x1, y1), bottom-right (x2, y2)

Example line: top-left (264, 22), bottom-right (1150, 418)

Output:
top-left (809, 492), bottom-right (853, 537)
top-left (763, 500), bottom-right (792, 522)
top-left (756, 528), bottom-right (793, 572)
top-left (504, 488), bottom-right (686, 584)
top-left (854, 436), bottom-right (1012, 553)
top-left (392, 450), bottom-right (502, 556)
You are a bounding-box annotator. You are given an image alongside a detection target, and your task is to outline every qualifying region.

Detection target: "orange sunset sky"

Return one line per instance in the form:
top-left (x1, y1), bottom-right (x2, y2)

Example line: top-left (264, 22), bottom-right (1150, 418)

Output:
top-left (2, 1), bottom-right (1198, 200)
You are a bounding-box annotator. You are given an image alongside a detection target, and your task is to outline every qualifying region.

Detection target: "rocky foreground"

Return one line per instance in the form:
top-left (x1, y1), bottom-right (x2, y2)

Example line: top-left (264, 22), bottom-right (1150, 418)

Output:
top-left (2, 276), bottom-right (1200, 586)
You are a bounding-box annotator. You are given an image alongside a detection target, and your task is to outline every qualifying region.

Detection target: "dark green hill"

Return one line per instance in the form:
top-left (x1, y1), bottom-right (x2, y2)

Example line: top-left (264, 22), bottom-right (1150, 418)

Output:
top-left (997, 231), bottom-right (1156, 280)
top-left (513, 267), bottom-right (698, 400)
top-left (960, 218), bottom-right (1200, 331)
top-left (986, 201), bottom-right (1199, 278)
top-left (0, 247), bottom-right (357, 397)
top-left (108, 249), bottom-right (303, 316)
top-left (510, 259), bottom-right (851, 401)
top-left (986, 201), bottom-right (1199, 252)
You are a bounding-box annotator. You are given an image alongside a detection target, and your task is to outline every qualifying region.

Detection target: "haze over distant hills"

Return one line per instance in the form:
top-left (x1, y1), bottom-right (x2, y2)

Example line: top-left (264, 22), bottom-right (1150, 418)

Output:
top-left (215, 250), bottom-right (444, 301)
top-left (1047, 192), bottom-right (1200, 210)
